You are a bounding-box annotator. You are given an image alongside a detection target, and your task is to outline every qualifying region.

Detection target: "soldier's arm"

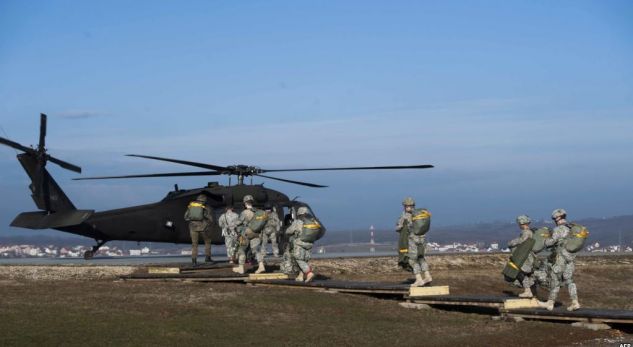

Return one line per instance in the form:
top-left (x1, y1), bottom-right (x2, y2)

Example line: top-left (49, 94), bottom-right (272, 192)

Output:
top-left (395, 214), bottom-right (405, 232)
top-left (544, 227), bottom-right (563, 247)
top-left (184, 209), bottom-right (190, 222)
top-left (508, 230), bottom-right (530, 247)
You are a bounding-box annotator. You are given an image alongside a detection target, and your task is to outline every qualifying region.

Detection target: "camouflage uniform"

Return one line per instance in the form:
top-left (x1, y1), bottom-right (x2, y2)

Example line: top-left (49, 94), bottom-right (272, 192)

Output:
top-left (395, 210), bottom-right (413, 270)
top-left (237, 207), bottom-right (262, 266)
top-left (285, 208), bottom-right (315, 282)
top-left (508, 228), bottom-right (535, 289)
top-left (261, 209), bottom-right (281, 258)
top-left (183, 196), bottom-right (213, 265)
top-left (219, 209), bottom-right (240, 261)
top-left (545, 224), bottom-right (578, 302)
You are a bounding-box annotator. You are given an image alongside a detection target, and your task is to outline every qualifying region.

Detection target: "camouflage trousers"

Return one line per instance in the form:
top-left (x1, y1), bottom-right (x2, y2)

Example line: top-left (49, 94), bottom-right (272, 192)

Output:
top-left (189, 225), bottom-right (211, 259)
top-left (548, 250), bottom-right (578, 302)
top-left (291, 240), bottom-right (313, 274)
top-left (261, 230), bottom-right (280, 257)
top-left (224, 232), bottom-right (238, 260)
top-left (238, 236), bottom-right (264, 265)
top-left (408, 235), bottom-right (429, 275)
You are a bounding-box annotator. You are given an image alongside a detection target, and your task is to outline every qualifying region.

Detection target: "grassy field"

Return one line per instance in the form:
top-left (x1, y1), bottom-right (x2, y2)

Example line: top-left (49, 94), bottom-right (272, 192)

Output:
top-left (0, 254), bottom-right (631, 346)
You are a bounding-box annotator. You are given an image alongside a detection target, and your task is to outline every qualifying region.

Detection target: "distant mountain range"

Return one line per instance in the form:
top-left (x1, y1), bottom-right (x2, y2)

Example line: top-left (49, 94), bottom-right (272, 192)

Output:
top-left (1, 214), bottom-right (631, 248)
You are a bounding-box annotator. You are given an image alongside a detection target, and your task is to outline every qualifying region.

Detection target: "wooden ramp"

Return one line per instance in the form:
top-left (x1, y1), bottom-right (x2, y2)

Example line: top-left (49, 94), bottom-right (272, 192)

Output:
top-left (121, 272), bottom-right (248, 282)
top-left (502, 307), bottom-right (633, 324)
top-left (248, 279), bottom-right (412, 295)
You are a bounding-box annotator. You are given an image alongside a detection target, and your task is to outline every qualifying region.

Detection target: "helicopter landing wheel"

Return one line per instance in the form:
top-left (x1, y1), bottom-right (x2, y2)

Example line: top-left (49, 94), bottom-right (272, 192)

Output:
top-left (83, 250), bottom-right (94, 260)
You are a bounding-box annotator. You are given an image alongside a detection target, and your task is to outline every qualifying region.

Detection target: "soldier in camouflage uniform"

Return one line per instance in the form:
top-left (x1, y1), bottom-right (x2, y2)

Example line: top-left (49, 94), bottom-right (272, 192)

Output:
top-left (233, 195), bottom-right (267, 274)
top-left (538, 208), bottom-right (581, 311)
top-left (285, 206), bottom-right (316, 283)
top-left (219, 206), bottom-right (240, 264)
top-left (396, 197), bottom-right (432, 287)
top-left (183, 194), bottom-right (214, 266)
top-left (508, 215), bottom-right (537, 298)
top-left (261, 203), bottom-right (281, 258)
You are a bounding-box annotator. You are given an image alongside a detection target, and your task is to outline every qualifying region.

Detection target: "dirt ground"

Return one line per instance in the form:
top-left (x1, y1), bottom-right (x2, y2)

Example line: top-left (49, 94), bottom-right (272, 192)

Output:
top-left (0, 254), bottom-right (631, 346)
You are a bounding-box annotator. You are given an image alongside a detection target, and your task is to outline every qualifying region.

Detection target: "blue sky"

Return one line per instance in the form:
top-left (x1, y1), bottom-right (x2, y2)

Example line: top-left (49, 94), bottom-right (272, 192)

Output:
top-left (1, 1), bottom-right (632, 236)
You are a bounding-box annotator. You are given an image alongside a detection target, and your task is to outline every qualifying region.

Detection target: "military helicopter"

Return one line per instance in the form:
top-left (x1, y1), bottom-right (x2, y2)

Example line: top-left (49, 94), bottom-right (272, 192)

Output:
top-left (1, 114), bottom-right (434, 259)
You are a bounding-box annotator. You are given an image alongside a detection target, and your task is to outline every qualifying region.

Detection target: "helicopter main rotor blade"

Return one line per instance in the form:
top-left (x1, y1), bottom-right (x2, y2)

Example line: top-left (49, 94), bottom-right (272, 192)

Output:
top-left (126, 154), bottom-right (229, 172)
top-left (0, 136), bottom-right (34, 153)
top-left (39, 113), bottom-right (47, 151)
top-left (262, 164), bottom-right (434, 173)
top-left (47, 155), bottom-right (82, 173)
top-left (73, 170), bottom-right (222, 180)
top-left (255, 173), bottom-right (328, 188)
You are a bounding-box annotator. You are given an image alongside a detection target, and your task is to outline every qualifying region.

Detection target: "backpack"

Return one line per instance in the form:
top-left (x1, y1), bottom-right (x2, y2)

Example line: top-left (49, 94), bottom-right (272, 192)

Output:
top-left (564, 223), bottom-right (589, 253)
top-left (531, 227), bottom-right (551, 253)
top-left (297, 214), bottom-right (324, 243)
top-left (247, 209), bottom-right (268, 234)
top-left (503, 237), bottom-right (536, 282)
top-left (186, 202), bottom-right (205, 221)
top-left (410, 209), bottom-right (431, 236)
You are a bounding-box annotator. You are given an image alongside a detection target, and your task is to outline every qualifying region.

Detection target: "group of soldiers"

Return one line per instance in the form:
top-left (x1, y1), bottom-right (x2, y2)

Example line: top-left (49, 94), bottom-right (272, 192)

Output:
top-left (185, 194), bottom-right (317, 283)
top-left (507, 209), bottom-right (581, 311)
top-left (184, 194), bottom-right (583, 311)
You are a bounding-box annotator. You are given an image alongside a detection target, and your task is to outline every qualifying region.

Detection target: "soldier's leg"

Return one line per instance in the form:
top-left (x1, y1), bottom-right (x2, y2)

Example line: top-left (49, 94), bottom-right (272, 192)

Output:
top-left (202, 230), bottom-right (212, 261)
top-left (225, 236), bottom-right (234, 260)
top-left (259, 233), bottom-right (269, 261)
top-left (189, 227), bottom-right (199, 261)
top-left (407, 239), bottom-right (421, 274)
top-left (547, 255), bottom-right (565, 302)
top-left (270, 231), bottom-right (279, 257)
top-left (563, 261), bottom-right (580, 311)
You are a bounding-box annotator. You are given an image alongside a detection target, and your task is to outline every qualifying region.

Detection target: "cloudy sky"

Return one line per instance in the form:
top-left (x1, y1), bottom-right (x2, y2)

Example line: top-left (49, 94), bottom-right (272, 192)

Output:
top-left (1, 1), bottom-right (632, 237)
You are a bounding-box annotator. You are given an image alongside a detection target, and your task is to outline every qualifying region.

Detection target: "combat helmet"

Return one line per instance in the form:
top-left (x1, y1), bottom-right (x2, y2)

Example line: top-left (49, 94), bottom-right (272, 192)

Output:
top-left (402, 197), bottom-right (415, 206)
top-left (551, 208), bottom-right (567, 220)
top-left (243, 195), bottom-right (254, 204)
top-left (516, 215), bottom-right (531, 225)
top-left (297, 206), bottom-right (309, 216)
top-left (196, 194), bottom-right (207, 202)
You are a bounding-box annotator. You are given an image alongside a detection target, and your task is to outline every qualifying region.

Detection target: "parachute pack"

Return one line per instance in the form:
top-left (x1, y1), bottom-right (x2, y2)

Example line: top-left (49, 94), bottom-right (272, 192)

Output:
top-left (531, 227), bottom-right (551, 253)
top-left (503, 237), bottom-right (536, 282)
top-left (186, 202), bottom-right (205, 221)
top-left (244, 209), bottom-right (269, 239)
top-left (297, 214), bottom-right (324, 243)
top-left (564, 223), bottom-right (589, 253)
top-left (410, 209), bottom-right (431, 236)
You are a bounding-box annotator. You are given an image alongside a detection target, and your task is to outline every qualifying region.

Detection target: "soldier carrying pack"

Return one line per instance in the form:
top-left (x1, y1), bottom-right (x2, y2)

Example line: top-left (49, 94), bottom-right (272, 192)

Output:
top-left (503, 237), bottom-right (536, 282)
top-left (531, 227), bottom-right (551, 253)
top-left (244, 208), bottom-right (268, 239)
top-left (185, 201), bottom-right (206, 221)
top-left (410, 208), bottom-right (431, 236)
top-left (297, 214), bottom-right (324, 243)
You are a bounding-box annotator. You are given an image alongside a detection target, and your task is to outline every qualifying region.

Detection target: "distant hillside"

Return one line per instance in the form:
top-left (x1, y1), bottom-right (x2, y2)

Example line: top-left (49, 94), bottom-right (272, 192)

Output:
top-left (320, 215), bottom-right (633, 247)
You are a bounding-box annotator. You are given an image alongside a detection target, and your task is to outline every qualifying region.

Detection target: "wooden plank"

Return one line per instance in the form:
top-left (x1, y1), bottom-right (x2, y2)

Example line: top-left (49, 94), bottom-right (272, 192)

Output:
top-left (504, 298), bottom-right (540, 310)
top-left (409, 286), bottom-right (450, 297)
top-left (147, 267), bottom-right (180, 274)
top-left (248, 273), bottom-right (289, 281)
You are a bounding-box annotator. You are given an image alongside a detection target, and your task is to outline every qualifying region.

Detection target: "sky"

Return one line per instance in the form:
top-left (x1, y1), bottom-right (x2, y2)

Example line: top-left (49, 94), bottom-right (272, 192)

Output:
top-left (1, 0), bottom-right (632, 237)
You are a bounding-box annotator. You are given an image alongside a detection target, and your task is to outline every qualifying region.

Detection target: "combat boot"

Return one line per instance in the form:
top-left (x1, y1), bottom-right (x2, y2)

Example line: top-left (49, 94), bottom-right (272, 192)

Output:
top-left (295, 272), bottom-right (304, 282)
top-left (305, 271), bottom-right (315, 283)
top-left (255, 262), bottom-right (266, 274)
top-left (518, 287), bottom-right (533, 298)
top-left (567, 300), bottom-right (580, 311)
top-left (411, 274), bottom-right (424, 287)
top-left (421, 271), bottom-right (433, 285)
top-left (538, 300), bottom-right (554, 311)
top-left (232, 265), bottom-right (245, 274)
top-left (191, 258), bottom-right (197, 267)
top-left (204, 256), bottom-right (214, 264)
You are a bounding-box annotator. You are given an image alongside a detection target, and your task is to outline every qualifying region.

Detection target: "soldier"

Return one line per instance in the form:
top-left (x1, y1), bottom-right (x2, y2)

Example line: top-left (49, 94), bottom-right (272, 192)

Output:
top-left (399, 197), bottom-right (433, 287)
top-left (219, 205), bottom-right (240, 264)
top-left (261, 203), bottom-right (281, 258)
top-left (508, 215), bottom-right (537, 298)
top-left (183, 194), bottom-right (214, 266)
top-left (285, 206), bottom-right (317, 283)
top-left (538, 209), bottom-right (581, 311)
top-left (233, 195), bottom-right (266, 274)
top-left (395, 197), bottom-right (414, 271)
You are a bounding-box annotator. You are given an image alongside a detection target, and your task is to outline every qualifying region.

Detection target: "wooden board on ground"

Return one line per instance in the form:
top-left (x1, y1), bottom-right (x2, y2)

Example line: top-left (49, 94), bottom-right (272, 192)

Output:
top-left (248, 273), bottom-right (289, 281)
top-left (409, 285), bottom-right (450, 297)
top-left (148, 267), bottom-right (180, 274)
top-left (504, 298), bottom-right (540, 310)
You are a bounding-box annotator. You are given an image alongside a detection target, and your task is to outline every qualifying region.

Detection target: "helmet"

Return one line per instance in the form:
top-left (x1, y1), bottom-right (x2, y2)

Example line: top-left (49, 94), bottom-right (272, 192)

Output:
top-left (402, 197), bottom-right (415, 206)
top-left (243, 195), bottom-right (254, 203)
top-left (297, 207), bottom-right (309, 216)
top-left (551, 208), bottom-right (567, 220)
top-left (196, 194), bottom-right (207, 202)
top-left (516, 215), bottom-right (531, 225)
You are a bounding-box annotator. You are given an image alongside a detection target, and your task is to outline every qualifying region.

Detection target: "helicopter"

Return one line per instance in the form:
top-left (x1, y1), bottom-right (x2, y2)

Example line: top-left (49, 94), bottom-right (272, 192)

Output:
top-left (1, 114), bottom-right (434, 259)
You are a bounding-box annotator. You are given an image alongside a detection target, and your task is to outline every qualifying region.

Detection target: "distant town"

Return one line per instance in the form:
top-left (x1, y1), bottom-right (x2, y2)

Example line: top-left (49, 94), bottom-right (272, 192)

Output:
top-left (1, 241), bottom-right (631, 259)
